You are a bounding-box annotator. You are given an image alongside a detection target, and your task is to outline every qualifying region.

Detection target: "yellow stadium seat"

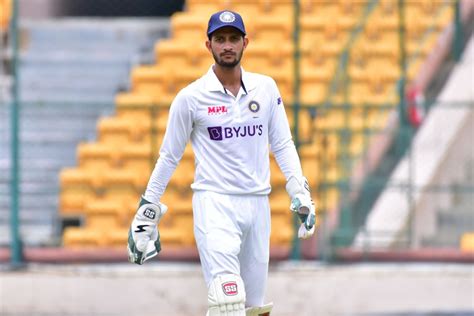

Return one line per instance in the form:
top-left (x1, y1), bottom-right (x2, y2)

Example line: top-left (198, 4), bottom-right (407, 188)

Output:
top-left (259, 0), bottom-right (293, 16)
top-left (270, 213), bottom-right (294, 245)
top-left (98, 116), bottom-right (134, 145)
top-left (264, 69), bottom-right (293, 104)
top-left (269, 156), bottom-right (286, 186)
top-left (98, 169), bottom-right (146, 200)
top-left (460, 233), bottom-right (474, 252)
top-left (337, 0), bottom-right (365, 30)
top-left (243, 41), bottom-right (293, 74)
top-left (160, 188), bottom-right (193, 216)
top-left (226, 0), bottom-right (263, 18)
top-left (78, 142), bottom-right (115, 170)
top-left (63, 227), bottom-right (106, 248)
top-left (319, 186), bottom-right (340, 212)
top-left (119, 143), bottom-right (155, 175)
top-left (301, 157), bottom-right (320, 188)
top-left (155, 39), bottom-right (212, 72)
top-left (269, 191), bottom-right (290, 215)
top-left (349, 133), bottom-right (366, 157)
top-left (115, 92), bottom-right (155, 120)
top-left (0, 0), bottom-right (12, 31)
top-left (252, 13), bottom-right (292, 42)
top-left (186, 0), bottom-right (224, 14)
top-left (97, 116), bottom-right (158, 145)
top-left (169, 150), bottom-right (195, 188)
top-left (300, 0), bottom-right (333, 17)
top-left (171, 12), bottom-right (208, 42)
top-left (172, 214), bottom-right (195, 245)
top-left (299, 139), bottom-right (319, 158)
top-left (131, 66), bottom-right (176, 105)
top-left (60, 168), bottom-right (97, 214)
top-left (371, 0), bottom-right (399, 30)
top-left (84, 199), bottom-right (127, 228)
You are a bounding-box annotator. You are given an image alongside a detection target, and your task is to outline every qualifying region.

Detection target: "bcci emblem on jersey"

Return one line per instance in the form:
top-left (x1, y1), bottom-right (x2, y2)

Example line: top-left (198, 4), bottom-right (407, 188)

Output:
top-left (248, 101), bottom-right (260, 113)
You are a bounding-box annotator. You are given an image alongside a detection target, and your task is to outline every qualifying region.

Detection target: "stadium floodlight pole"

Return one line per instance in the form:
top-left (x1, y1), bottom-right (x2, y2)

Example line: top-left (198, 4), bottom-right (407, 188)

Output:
top-left (10, 0), bottom-right (24, 267)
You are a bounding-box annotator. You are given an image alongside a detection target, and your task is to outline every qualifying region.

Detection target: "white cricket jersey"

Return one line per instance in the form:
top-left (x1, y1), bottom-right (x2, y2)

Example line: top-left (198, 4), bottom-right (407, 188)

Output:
top-left (144, 65), bottom-right (303, 203)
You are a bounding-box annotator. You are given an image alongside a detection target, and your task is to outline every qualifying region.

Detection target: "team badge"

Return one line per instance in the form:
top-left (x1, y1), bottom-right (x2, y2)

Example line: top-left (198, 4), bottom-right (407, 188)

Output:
top-left (248, 101), bottom-right (260, 113)
top-left (219, 11), bottom-right (235, 23)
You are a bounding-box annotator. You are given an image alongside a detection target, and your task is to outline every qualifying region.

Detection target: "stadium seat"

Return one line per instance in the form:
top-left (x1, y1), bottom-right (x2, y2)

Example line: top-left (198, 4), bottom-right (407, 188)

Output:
top-left (460, 233), bottom-right (474, 252)
top-left (243, 41), bottom-right (293, 74)
top-left (60, 168), bottom-right (98, 214)
top-left (131, 66), bottom-right (176, 105)
top-left (98, 116), bottom-right (159, 145)
top-left (167, 145), bottom-right (195, 188)
top-left (84, 199), bottom-right (126, 228)
top-left (252, 13), bottom-right (292, 42)
top-left (270, 213), bottom-right (294, 245)
top-left (118, 143), bottom-right (155, 174)
top-left (269, 156), bottom-right (286, 186)
top-left (269, 190), bottom-right (290, 215)
top-left (301, 157), bottom-right (321, 188)
top-left (155, 39), bottom-right (212, 72)
top-left (63, 227), bottom-right (106, 248)
top-left (115, 92), bottom-right (156, 120)
top-left (78, 142), bottom-right (115, 170)
top-left (336, 0), bottom-right (365, 30)
top-left (186, 0), bottom-right (224, 14)
top-left (171, 12), bottom-right (208, 42)
top-left (0, 0), bottom-right (11, 31)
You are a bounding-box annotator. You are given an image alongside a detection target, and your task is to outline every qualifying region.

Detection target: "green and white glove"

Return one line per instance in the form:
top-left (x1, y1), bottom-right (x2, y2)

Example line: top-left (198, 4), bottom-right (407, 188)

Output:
top-left (128, 196), bottom-right (167, 265)
top-left (286, 176), bottom-right (316, 239)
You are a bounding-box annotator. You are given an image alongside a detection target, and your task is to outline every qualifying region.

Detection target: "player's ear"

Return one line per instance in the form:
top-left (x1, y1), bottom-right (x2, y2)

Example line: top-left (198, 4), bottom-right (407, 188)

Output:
top-left (205, 39), bottom-right (212, 52)
top-left (243, 37), bottom-right (249, 50)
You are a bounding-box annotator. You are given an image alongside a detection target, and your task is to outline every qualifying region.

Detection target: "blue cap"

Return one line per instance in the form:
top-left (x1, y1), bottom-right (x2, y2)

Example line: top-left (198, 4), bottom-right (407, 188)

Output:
top-left (207, 10), bottom-right (246, 37)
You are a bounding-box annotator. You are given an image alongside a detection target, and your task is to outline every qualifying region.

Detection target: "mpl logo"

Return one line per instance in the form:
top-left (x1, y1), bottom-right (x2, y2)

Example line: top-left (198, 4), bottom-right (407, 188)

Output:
top-left (208, 105), bottom-right (228, 115)
top-left (222, 281), bottom-right (238, 296)
top-left (207, 124), bottom-right (263, 141)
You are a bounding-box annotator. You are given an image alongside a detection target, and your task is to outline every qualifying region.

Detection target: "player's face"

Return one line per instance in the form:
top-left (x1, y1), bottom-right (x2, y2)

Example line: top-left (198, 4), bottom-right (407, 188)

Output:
top-left (206, 27), bottom-right (248, 68)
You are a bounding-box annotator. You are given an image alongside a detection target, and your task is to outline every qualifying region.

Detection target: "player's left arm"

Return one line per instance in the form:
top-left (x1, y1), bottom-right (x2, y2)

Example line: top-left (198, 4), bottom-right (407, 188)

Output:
top-left (267, 78), bottom-right (316, 239)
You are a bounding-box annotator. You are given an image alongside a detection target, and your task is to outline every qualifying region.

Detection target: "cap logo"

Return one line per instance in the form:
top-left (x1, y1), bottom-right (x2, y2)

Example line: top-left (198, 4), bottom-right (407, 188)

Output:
top-left (219, 11), bottom-right (236, 23)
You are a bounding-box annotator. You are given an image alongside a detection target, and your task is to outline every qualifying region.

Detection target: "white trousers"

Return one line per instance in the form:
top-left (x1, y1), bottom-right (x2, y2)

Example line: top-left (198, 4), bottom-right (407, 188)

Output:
top-left (192, 190), bottom-right (271, 307)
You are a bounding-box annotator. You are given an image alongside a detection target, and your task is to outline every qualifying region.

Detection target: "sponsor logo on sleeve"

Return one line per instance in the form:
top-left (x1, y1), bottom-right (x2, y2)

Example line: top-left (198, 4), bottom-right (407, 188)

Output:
top-left (277, 97), bottom-right (282, 105)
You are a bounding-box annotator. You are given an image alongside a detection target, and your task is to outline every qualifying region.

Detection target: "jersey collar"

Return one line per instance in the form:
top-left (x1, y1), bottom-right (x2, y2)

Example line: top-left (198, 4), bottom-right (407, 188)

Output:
top-left (204, 65), bottom-right (257, 95)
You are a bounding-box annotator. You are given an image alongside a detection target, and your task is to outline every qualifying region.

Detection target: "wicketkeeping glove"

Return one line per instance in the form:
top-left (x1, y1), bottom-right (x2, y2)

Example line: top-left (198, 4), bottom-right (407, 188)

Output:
top-left (286, 176), bottom-right (316, 239)
top-left (128, 196), bottom-right (167, 265)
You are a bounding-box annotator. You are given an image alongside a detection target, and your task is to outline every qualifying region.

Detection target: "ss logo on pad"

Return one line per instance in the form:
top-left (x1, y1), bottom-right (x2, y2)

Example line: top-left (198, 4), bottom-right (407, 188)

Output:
top-left (222, 282), bottom-right (238, 296)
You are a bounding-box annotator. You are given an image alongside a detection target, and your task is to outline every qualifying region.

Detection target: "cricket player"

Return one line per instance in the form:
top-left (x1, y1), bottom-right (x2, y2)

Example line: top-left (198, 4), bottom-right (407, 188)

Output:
top-left (128, 10), bottom-right (316, 316)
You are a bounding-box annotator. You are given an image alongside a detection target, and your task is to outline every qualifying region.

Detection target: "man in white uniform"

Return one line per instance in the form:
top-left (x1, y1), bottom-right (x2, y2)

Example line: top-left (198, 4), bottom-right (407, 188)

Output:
top-left (127, 10), bottom-right (316, 316)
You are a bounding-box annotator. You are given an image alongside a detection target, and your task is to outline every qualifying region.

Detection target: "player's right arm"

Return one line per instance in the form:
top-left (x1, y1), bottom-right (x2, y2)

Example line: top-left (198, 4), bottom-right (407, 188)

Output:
top-left (128, 89), bottom-right (195, 264)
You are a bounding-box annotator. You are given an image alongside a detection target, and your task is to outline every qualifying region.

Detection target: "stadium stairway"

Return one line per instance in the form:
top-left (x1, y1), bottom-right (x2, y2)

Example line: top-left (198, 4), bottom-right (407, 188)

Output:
top-left (422, 160), bottom-right (474, 247)
top-left (0, 18), bottom-right (170, 246)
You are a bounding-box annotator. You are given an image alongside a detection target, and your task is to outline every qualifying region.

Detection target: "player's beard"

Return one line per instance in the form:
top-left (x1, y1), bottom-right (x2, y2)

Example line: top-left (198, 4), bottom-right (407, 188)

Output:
top-left (212, 49), bottom-right (243, 68)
